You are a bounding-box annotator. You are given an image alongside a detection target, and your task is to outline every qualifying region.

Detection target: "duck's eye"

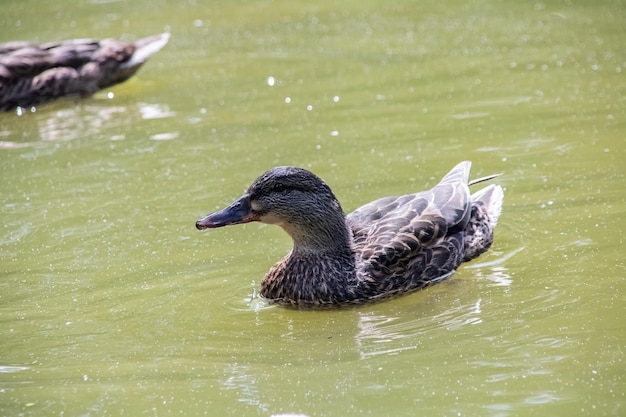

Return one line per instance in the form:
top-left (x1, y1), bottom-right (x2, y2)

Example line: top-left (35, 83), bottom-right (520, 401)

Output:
top-left (272, 183), bottom-right (287, 193)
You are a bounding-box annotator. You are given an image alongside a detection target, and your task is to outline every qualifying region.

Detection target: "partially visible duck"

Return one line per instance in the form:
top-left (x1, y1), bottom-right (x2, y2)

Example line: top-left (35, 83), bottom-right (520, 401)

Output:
top-left (0, 33), bottom-right (169, 111)
top-left (196, 161), bottom-right (503, 308)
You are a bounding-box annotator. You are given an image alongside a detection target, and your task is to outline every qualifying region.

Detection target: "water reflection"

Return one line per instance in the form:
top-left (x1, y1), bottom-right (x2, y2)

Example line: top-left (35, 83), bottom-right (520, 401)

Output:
top-left (354, 264), bottom-right (512, 359)
top-left (221, 363), bottom-right (269, 412)
top-left (465, 247), bottom-right (524, 288)
top-left (0, 100), bottom-right (176, 147)
top-left (355, 314), bottom-right (419, 358)
top-left (0, 365), bottom-right (30, 373)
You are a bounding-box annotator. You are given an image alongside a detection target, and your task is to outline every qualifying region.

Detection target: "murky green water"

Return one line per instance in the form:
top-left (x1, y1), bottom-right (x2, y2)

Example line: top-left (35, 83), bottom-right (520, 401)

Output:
top-left (1, 0), bottom-right (625, 416)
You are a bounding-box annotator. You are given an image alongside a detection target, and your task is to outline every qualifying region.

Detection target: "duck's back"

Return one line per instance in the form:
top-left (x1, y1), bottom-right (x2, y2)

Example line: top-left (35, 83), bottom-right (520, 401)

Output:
top-left (0, 40), bottom-right (109, 82)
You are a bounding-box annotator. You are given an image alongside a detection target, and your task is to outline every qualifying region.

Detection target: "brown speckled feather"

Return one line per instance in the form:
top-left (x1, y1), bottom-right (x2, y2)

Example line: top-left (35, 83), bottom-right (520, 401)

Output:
top-left (348, 161), bottom-right (472, 292)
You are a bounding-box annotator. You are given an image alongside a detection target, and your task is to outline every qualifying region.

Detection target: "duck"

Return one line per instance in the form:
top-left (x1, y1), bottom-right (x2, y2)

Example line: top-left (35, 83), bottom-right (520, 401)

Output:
top-left (0, 33), bottom-right (169, 112)
top-left (196, 161), bottom-right (503, 308)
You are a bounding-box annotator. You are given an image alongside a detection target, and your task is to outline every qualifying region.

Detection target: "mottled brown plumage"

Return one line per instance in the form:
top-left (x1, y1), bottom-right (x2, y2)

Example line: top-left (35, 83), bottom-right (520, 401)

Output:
top-left (196, 161), bottom-right (503, 308)
top-left (0, 33), bottom-right (169, 111)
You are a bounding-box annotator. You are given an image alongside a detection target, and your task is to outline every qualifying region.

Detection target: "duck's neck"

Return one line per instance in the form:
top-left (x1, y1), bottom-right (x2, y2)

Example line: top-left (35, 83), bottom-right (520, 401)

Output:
top-left (282, 208), bottom-right (354, 257)
top-left (261, 211), bottom-right (359, 306)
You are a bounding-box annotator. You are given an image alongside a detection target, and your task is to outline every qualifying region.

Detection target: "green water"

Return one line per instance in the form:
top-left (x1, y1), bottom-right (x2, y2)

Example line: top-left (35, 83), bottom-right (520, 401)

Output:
top-left (1, 1), bottom-right (625, 416)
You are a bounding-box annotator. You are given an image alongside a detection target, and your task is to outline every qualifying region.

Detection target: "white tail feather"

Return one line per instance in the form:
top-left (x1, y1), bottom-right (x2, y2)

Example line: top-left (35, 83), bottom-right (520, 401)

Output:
top-left (471, 184), bottom-right (504, 226)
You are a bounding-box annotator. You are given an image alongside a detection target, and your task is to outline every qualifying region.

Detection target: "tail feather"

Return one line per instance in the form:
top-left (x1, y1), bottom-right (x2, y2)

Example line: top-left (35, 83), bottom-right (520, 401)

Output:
top-left (472, 184), bottom-right (503, 227)
top-left (463, 184), bottom-right (504, 262)
top-left (469, 172), bottom-right (502, 187)
top-left (121, 33), bottom-right (170, 69)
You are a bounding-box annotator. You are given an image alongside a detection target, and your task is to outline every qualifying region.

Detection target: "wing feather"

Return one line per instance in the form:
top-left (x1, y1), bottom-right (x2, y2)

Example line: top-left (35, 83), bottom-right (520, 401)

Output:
top-left (347, 161), bottom-right (472, 278)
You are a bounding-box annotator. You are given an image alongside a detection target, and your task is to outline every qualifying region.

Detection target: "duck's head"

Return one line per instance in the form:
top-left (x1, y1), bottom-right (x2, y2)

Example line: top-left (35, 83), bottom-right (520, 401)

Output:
top-left (196, 167), bottom-right (350, 250)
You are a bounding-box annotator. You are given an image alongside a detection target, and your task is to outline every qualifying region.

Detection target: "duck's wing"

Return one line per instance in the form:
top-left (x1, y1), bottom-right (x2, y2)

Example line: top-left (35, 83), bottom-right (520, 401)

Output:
top-left (0, 34), bottom-right (169, 83)
top-left (0, 39), bottom-right (102, 82)
top-left (347, 161), bottom-right (472, 277)
top-left (0, 39), bottom-right (117, 111)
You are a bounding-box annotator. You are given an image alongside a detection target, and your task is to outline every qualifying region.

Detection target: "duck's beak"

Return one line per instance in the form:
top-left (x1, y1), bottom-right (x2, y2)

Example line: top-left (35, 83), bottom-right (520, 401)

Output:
top-left (196, 194), bottom-right (257, 230)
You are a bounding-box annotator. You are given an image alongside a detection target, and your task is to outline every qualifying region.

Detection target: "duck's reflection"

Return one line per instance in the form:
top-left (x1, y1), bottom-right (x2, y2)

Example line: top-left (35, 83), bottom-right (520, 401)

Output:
top-left (0, 100), bottom-right (177, 148)
top-left (354, 264), bottom-right (513, 359)
top-left (354, 298), bottom-right (485, 359)
top-left (217, 263), bottom-right (514, 411)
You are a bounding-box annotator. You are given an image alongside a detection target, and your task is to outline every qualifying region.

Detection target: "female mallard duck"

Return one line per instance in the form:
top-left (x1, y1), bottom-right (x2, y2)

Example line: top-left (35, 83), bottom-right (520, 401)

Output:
top-left (196, 161), bottom-right (503, 308)
top-left (0, 33), bottom-right (169, 111)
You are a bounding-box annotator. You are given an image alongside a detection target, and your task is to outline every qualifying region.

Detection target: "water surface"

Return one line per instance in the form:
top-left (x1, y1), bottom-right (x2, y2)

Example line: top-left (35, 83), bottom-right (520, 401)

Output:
top-left (1, 1), bottom-right (625, 416)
